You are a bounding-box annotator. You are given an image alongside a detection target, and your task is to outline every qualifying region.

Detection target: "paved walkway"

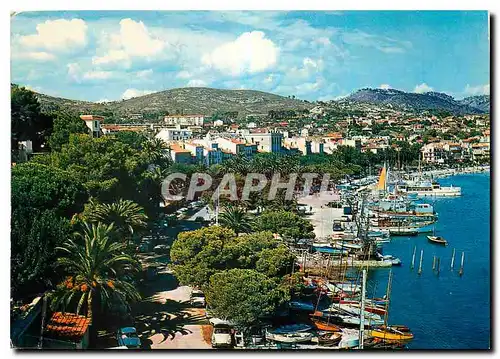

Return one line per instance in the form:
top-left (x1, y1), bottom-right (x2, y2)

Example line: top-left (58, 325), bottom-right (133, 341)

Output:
top-left (134, 266), bottom-right (212, 349)
top-left (298, 192), bottom-right (343, 239)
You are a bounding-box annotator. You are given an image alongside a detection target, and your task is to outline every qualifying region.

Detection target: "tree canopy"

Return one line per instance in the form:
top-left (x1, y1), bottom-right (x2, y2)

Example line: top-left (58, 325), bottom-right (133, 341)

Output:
top-left (205, 268), bottom-right (289, 328)
top-left (11, 162), bottom-right (88, 298)
top-left (252, 210), bottom-right (315, 242)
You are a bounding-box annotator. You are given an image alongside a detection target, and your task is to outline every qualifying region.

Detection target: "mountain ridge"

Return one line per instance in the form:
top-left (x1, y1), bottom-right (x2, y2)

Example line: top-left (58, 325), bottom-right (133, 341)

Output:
top-left (19, 85), bottom-right (490, 121)
top-left (343, 88), bottom-right (489, 115)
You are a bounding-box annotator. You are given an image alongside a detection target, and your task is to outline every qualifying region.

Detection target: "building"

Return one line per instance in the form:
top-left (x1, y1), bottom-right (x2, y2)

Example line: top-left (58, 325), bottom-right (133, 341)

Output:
top-left (214, 137), bottom-right (257, 157)
top-left (43, 312), bottom-right (91, 349)
top-left (243, 130), bottom-right (283, 153)
top-left (471, 142), bottom-right (490, 162)
top-left (156, 125), bottom-right (192, 142)
top-left (421, 143), bottom-right (446, 164)
top-left (80, 115), bottom-right (104, 137)
top-left (164, 114), bottom-right (205, 126)
top-left (168, 143), bottom-right (192, 164)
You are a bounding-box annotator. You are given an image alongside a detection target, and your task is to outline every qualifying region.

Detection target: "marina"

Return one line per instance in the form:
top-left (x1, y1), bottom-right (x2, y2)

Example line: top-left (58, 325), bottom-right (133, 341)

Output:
top-left (271, 169), bottom-right (490, 350)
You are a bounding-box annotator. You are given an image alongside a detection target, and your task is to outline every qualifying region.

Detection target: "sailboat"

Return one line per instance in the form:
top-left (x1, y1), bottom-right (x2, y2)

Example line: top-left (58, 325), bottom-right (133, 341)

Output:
top-left (427, 226), bottom-right (448, 246)
top-left (367, 270), bottom-right (414, 344)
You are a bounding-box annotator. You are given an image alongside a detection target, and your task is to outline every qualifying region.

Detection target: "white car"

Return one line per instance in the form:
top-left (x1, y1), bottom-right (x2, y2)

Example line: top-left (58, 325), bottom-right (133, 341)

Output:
top-left (190, 289), bottom-right (206, 307)
top-left (209, 319), bottom-right (233, 348)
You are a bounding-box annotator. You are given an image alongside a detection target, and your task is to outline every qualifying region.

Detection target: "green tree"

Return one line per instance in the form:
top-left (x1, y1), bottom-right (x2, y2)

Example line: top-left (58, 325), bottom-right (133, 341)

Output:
top-left (255, 245), bottom-right (296, 278)
top-left (170, 226), bottom-right (237, 287)
top-left (219, 206), bottom-right (253, 234)
top-left (205, 269), bottom-right (289, 328)
top-left (11, 84), bottom-right (53, 158)
top-left (47, 112), bottom-right (88, 151)
top-left (11, 162), bottom-right (88, 298)
top-left (33, 133), bottom-right (151, 208)
top-left (253, 211), bottom-right (315, 243)
top-left (50, 222), bottom-right (141, 325)
top-left (83, 198), bottom-right (148, 242)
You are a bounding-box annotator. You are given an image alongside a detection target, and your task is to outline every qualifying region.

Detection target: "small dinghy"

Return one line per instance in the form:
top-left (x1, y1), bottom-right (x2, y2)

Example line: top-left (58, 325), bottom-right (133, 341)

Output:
top-left (316, 332), bottom-right (342, 347)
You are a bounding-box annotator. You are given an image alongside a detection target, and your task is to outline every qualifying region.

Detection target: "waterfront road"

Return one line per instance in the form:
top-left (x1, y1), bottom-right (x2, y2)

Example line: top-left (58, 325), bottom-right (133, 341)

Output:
top-left (298, 191), bottom-right (343, 239)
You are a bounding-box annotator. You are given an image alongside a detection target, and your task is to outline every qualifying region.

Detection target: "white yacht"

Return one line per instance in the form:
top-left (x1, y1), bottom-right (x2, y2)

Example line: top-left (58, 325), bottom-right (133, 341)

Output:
top-left (396, 180), bottom-right (461, 197)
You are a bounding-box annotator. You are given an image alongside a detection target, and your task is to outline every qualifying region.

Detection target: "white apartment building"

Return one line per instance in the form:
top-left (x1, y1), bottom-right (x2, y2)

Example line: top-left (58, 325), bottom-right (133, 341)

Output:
top-left (164, 114), bottom-right (205, 126)
top-left (243, 130), bottom-right (283, 153)
top-left (80, 115), bottom-right (104, 137)
top-left (421, 143), bottom-right (446, 164)
top-left (156, 125), bottom-right (192, 142)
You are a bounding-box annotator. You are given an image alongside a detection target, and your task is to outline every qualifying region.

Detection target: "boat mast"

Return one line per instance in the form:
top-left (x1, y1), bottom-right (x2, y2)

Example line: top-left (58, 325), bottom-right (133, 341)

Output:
top-left (215, 186), bottom-right (220, 225)
top-left (383, 269), bottom-right (393, 328)
top-left (359, 269), bottom-right (367, 349)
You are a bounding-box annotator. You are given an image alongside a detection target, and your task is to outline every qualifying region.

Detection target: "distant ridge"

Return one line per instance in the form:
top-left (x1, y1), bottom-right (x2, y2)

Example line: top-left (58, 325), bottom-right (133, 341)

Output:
top-left (342, 88), bottom-right (489, 115)
top-left (19, 85), bottom-right (489, 122)
top-left (33, 87), bottom-right (314, 120)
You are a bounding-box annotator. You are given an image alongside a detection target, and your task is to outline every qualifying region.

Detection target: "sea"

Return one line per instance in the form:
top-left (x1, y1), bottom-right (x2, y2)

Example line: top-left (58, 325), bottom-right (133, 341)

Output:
top-left (366, 172), bottom-right (491, 349)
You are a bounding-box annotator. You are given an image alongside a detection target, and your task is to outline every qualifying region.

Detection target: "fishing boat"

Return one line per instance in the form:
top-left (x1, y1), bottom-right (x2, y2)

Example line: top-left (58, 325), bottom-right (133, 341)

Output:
top-left (427, 235), bottom-right (447, 246)
top-left (338, 300), bottom-right (387, 316)
top-left (368, 327), bottom-right (414, 343)
top-left (265, 330), bottom-right (315, 344)
top-left (388, 227), bottom-right (419, 236)
top-left (289, 301), bottom-right (315, 312)
top-left (309, 316), bottom-right (342, 332)
top-left (317, 332), bottom-right (342, 347)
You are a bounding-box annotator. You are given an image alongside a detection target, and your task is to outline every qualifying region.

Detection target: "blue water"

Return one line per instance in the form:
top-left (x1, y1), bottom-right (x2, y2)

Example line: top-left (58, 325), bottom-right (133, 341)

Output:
top-left (367, 173), bottom-right (491, 349)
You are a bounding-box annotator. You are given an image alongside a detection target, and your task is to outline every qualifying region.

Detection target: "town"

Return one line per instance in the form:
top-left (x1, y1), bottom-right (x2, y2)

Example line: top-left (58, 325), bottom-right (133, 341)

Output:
top-left (11, 83), bottom-right (490, 350)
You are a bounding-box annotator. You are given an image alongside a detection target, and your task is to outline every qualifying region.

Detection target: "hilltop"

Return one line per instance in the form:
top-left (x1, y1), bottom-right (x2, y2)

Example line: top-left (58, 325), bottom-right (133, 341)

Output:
top-left (35, 87), bottom-right (314, 122)
top-left (458, 95), bottom-right (490, 113)
top-left (343, 88), bottom-right (489, 115)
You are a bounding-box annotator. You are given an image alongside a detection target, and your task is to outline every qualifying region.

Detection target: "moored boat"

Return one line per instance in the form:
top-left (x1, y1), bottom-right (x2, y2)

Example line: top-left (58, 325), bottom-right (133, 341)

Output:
top-left (427, 235), bottom-right (448, 245)
top-left (266, 329), bottom-right (314, 344)
top-left (368, 327), bottom-right (414, 343)
top-left (317, 332), bottom-right (342, 347)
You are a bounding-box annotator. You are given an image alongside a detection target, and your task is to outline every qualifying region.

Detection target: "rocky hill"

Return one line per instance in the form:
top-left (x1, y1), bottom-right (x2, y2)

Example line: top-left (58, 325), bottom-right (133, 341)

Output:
top-left (458, 95), bottom-right (490, 113)
top-left (35, 87), bottom-right (314, 122)
top-left (343, 88), bottom-right (488, 115)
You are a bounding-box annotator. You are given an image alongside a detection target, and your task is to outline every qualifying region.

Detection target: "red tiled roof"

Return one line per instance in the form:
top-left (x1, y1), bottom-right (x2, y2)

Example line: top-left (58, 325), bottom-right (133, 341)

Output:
top-left (44, 312), bottom-right (91, 342)
top-left (170, 144), bottom-right (190, 153)
top-left (80, 115), bottom-right (104, 122)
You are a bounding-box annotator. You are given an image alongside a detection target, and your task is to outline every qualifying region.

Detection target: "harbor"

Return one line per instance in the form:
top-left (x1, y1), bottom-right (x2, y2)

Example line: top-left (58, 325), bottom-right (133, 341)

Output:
top-left (243, 167), bottom-right (490, 350)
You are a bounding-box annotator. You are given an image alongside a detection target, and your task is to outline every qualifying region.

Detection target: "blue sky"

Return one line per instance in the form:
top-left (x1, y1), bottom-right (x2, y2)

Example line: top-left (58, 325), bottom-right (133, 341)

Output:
top-left (11, 10), bottom-right (489, 102)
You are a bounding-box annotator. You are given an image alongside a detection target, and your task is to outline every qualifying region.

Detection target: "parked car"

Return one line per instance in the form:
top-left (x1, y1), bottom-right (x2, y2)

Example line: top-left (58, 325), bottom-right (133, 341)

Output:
top-left (210, 319), bottom-right (233, 348)
top-left (153, 244), bottom-right (169, 254)
top-left (116, 327), bottom-right (141, 349)
top-left (190, 289), bottom-right (206, 307)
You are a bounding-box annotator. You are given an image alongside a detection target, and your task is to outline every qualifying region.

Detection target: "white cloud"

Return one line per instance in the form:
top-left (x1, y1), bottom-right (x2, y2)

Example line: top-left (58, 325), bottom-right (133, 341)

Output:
top-left (66, 64), bottom-right (113, 82)
top-left (82, 71), bottom-right (113, 80)
top-left (176, 70), bottom-right (192, 79)
top-left (263, 74), bottom-right (276, 84)
top-left (19, 19), bottom-right (87, 51)
top-left (14, 51), bottom-right (56, 61)
top-left (67, 63), bottom-right (81, 81)
top-left (414, 83), bottom-right (434, 94)
top-left (187, 79), bottom-right (208, 87)
top-left (380, 84), bottom-right (391, 90)
top-left (202, 31), bottom-right (279, 76)
top-left (96, 98), bottom-right (112, 103)
top-left (136, 69), bottom-right (153, 79)
top-left (93, 18), bottom-right (165, 67)
top-left (122, 88), bottom-right (155, 100)
top-left (464, 84), bottom-right (490, 96)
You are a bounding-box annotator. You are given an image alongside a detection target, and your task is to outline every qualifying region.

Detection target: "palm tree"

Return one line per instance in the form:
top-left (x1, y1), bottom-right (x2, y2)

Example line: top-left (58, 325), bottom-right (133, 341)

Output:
top-left (85, 199), bottom-right (148, 241)
top-left (50, 222), bottom-right (141, 324)
top-left (219, 206), bottom-right (253, 234)
top-left (143, 137), bottom-right (171, 166)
